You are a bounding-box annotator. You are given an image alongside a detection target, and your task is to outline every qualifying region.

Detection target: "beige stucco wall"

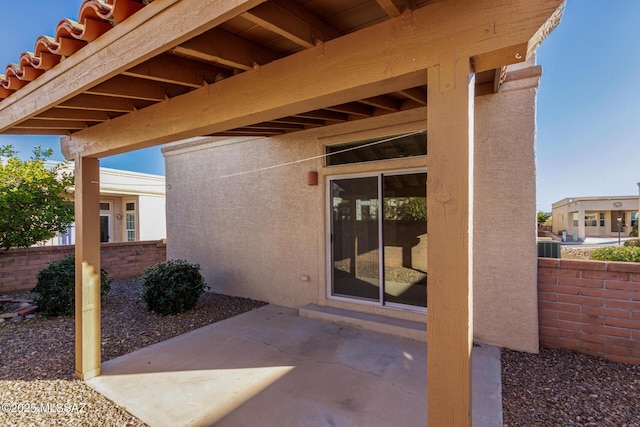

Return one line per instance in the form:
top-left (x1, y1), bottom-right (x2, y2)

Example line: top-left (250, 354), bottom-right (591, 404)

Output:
top-left (473, 63), bottom-right (541, 353)
top-left (138, 195), bottom-right (167, 241)
top-left (164, 64), bottom-right (543, 352)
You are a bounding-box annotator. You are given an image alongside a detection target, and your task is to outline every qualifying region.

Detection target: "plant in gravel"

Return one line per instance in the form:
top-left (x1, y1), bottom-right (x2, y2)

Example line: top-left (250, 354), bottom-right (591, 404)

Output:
top-left (623, 239), bottom-right (640, 247)
top-left (141, 259), bottom-right (208, 315)
top-left (590, 245), bottom-right (640, 263)
top-left (34, 255), bottom-right (111, 317)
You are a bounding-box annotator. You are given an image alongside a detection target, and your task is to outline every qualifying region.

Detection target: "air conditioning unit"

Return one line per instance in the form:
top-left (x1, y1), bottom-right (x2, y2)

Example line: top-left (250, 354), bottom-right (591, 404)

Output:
top-left (537, 240), bottom-right (560, 258)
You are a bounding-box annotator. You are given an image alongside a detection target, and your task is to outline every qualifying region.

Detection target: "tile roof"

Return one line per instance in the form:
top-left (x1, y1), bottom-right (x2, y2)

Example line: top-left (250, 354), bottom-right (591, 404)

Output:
top-left (0, 0), bottom-right (152, 101)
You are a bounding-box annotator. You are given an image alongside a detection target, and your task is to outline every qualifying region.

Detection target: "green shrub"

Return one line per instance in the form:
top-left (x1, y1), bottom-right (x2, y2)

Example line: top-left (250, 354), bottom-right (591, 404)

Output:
top-left (590, 246), bottom-right (640, 263)
top-left (623, 239), bottom-right (640, 247)
top-left (34, 255), bottom-right (110, 317)
top-left (141, 259), bottom-right (208, 315)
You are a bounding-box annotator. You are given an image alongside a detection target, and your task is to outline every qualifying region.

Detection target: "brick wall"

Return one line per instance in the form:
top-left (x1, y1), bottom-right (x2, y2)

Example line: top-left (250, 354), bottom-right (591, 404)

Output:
top-left (0, 240), bottom-right (166, 294)
top-left (538, 258), bottom-right (640, 364)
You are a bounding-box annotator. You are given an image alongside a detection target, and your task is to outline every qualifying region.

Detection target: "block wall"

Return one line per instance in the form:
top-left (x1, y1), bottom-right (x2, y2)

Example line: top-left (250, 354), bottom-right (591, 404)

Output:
top-left (538, 258), bottom-right (640, 364)
top-left (0, 240), bottom-right (166, 294)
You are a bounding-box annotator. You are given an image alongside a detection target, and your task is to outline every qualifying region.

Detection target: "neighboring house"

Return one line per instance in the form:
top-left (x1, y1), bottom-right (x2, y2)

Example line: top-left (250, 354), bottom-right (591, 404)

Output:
top-left (0, 0), bottom-right (564, 423)
top-left (551, 196), bottom-right (639, 240)
top-left (45, 166), bottom-right (166, 245)
top-left (1, 157), bottom-right (166, 245)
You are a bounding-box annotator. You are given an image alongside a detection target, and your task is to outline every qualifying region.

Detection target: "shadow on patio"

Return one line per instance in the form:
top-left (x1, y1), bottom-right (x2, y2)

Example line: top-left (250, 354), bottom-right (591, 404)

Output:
top-left (87, 305), bottom-right (501, 426)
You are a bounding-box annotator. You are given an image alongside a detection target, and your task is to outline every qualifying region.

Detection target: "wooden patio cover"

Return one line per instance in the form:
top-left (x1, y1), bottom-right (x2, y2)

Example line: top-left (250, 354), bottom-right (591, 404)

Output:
top-left (0, 0), bottom-right (564, 425)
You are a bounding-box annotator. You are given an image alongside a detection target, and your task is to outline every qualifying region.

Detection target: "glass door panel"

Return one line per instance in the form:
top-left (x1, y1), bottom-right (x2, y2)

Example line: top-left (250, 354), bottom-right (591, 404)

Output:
top-left (331, 177), bottom-right (380, 301)
top-left (382, 173), bottom-right (427, 307)
top-left (100, 215), bottom-right (110, 243)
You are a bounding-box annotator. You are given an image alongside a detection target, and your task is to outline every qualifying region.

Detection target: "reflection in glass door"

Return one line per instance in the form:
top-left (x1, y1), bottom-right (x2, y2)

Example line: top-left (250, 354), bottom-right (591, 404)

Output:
top-left (329, 171), bottom-right (427, 309)
top-left (331, 177), bottom-right (380, 301)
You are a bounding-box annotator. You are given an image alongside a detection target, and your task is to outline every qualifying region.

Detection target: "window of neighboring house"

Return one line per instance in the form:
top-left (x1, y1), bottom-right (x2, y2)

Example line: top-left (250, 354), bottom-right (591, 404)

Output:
top-left (58, 224), bottom-right (75, 245)
top-left (632, 212), bottom-right (638, 228)
top-left (100, 202), bottom-right (111, 242)
top-left (125, 202), bottom-right (136, 242)
top-left (572, 213), bottom-right (578, 227)
top-left (599, 212), bottom-right (605, 227)
top-left (585, 213), bottom-right (597, 227)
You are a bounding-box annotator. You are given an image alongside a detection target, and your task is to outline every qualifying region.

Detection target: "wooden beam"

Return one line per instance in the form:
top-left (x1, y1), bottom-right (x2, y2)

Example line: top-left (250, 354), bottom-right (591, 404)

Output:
top-left (0, 0), bottom-right (267, 129)
top-left (0, 128), bottom-right (70, 135)
top-left (74, 156), bottom-right (101, 380)
top-left (294, 110), bottom-right (348, 121)
top-left (426, 58), bottom-right (474, 426)
top-left (14, 120), bottom-right (88, 130)
top-left (270, 116), bottom-right (325, 126)
top-left (245, 122), bottom-right (305, 130)
top-left (85, 76), bottom-right (167, 101)
top-left (271, 0), bottom-right (341, 40)
top-left (123, 53), bottom-right (228, 88)
top-left (61, 0), bottom-right (564, 158)
top-left (33, 109), bottom-right (110, 122)
top-left (213, 129), bottom-right (284, 136)
top-left (57, 95), bottom-right (136, 113)
top-left (325, 102), bottom-right (373, 117)
top-left (376, 0), bottom-right (404, 17)
top-left (398, 87), bottom-right (427, 105)
top-left (359, 95), bottom-right (400, 111)
top-left (170, 28), bottom-right (282, 71)
top-left (242, 2), bottom-right (327, 48)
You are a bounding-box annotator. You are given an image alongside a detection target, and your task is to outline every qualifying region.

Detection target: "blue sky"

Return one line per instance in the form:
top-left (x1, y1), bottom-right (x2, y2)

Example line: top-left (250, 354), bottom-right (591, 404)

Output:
top-left (0, 1), bottom-right (638, 211)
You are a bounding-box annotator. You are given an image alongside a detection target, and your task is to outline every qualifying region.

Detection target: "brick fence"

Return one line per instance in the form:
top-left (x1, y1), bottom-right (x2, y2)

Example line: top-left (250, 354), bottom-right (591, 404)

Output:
top-left (0, 240), bottom-right (166, 294)
top-left (538, 258), bottom-right (640, 364)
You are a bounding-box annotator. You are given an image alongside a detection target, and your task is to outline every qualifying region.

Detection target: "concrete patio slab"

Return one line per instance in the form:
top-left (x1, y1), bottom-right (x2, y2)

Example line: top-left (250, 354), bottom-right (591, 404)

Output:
top-left (87, 305), bottom-right (502, 426)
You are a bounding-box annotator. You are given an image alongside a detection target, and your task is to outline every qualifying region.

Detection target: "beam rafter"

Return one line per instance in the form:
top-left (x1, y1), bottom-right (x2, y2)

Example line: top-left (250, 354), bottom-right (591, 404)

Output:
top-left (85, 76), bottom-right (168, 101)
top-left (57, 95), bottom-right (136, 113)
top-left (33, 109), bottom-right (110, 122)
top-left (170, 27), bottom-right (282, 71)
top-left (123, 53), bottom-right (230, 88)
top-left (242, 1), bottom-right (331, 48)
top-left (58, 0), bottom-right (564, 159)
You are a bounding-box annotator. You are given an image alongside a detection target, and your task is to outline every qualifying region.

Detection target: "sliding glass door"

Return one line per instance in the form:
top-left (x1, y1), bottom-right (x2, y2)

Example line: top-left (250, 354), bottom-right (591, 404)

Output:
top-left (329, 171), bottom-right (427, 309)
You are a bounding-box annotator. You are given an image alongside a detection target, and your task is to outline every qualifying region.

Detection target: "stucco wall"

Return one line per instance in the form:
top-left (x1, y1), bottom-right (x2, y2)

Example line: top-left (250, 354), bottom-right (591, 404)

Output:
top-left (139, 195), bottom-right (167, 241)
top-left (164, 133), bottom-right (322, 308)
top-left (473, 64), bottom-right (541, 353)
top-left (164, 64), bottom-right (543, 351)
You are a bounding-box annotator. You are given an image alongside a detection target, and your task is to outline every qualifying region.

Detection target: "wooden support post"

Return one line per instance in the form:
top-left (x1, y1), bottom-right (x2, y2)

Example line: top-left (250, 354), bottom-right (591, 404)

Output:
top-left (74, 156), bottom-right (101, 380)
top-left (426, 56), bottom-right (475, 426)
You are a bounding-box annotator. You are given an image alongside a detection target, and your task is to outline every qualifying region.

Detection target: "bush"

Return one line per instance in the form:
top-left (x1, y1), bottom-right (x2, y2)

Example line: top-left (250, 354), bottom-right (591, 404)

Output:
top-left (623, 239), bottom-right (640, 247)
top-left (141, 259), bottom-right (208, 315)
top-left (590, 246), bottom-right (640, 263)
top-left (34, 255), bottom-right (111, 317)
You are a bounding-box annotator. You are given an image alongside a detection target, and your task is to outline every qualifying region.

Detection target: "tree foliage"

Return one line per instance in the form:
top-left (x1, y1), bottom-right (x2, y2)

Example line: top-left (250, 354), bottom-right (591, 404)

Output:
top-left (384, 197), bottom-right (427, 220)
top-left (537, 211), bottom-right (551, 226)
top-left (0, 145), bottom-right (74, 252)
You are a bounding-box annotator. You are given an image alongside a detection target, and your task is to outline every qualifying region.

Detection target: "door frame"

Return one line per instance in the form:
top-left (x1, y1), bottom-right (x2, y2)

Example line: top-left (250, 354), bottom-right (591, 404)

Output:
top-left (325, 167), bottom-right (427, 312)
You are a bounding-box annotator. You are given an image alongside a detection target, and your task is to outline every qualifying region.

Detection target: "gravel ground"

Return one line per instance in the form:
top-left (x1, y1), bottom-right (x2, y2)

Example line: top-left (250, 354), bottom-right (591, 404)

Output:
top-left (502, 348), bottom-right (640, 426)
top-left (562, 246), bottom-right (597, 260)
top-left (2, 276), bottom-right (639, 426)
top-left (0, 277), bottom-right (265, 426)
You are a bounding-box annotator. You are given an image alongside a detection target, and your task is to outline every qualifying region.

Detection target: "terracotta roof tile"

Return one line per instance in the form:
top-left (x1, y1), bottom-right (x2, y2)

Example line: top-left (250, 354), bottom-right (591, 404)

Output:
top-left (0, 0), bottom-right (149, 99)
